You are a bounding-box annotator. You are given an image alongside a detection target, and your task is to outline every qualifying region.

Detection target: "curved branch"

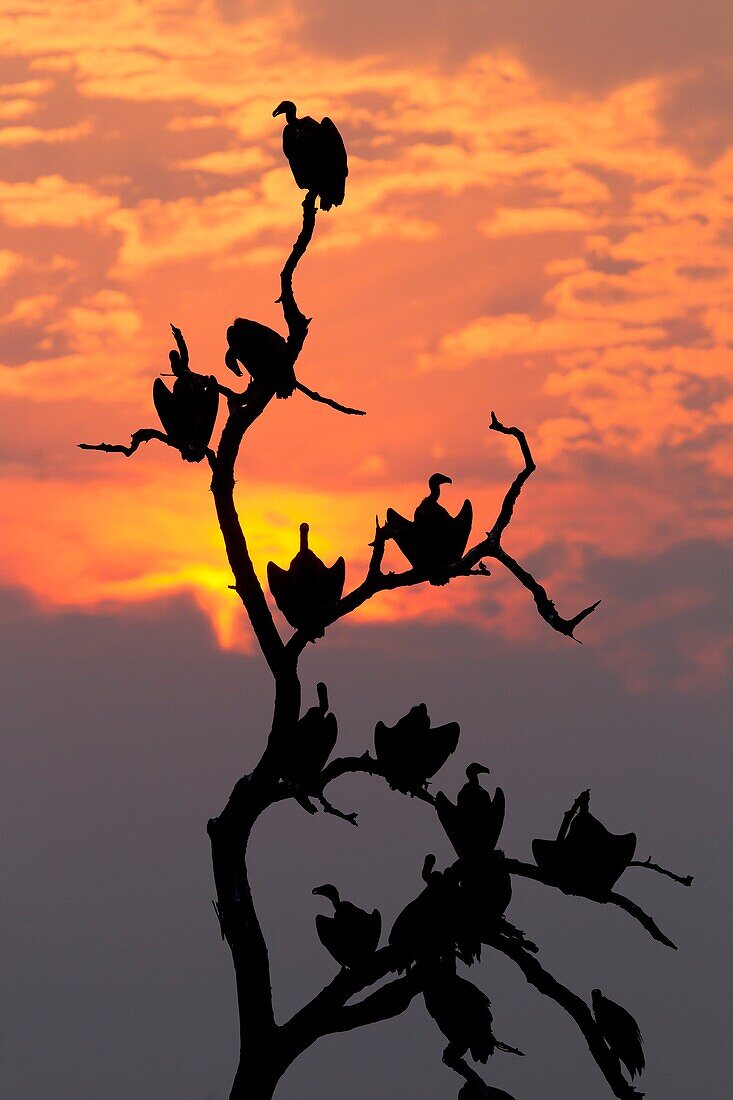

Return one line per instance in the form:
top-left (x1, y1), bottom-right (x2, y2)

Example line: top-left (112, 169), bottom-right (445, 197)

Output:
top-left (78, 427), bottom-right (185, 458)
top-left (319, 752), bottom-right (437, 808)
top-left (325, 970), bottom-right (425, 1034)
top-left (503, 858), bottom-right (677, 949)
top-left (295, 379), bottom-right (366, 416)
top-left (487, 937), bottom-right (644, 1099)
top-left (629, 857), bottom-right (693, 886)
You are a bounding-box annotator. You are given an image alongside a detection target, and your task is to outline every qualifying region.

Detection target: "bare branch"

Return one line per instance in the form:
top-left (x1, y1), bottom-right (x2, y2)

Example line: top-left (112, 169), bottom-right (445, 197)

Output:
top-left (629, 857), bottom-right (693, 886)
top-left (282, 413), bottom-right (599, 657)
top-left (485, 410), bottom-right (536, 541)
top-left (78, 428), bottom-right (184, 458)
top-left (314, 791), bottom-right (359, 825)
top-left (326, 970), bottom-right (425, 1034)
top-left (279, 190), bottom-right (317, 351)
top-left (487, 936), bottom-right (644, 1099)
top-left (295, 379), bottom-right (366, 416)
top-left (319, 752), bottom-right (437, 808)
top-left (503, 858), bottom-right (677, 950)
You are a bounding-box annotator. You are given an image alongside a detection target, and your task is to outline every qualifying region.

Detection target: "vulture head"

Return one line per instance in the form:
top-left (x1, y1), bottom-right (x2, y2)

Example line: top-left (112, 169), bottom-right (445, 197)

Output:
top-left (273, 100), bottom-right (297, 121)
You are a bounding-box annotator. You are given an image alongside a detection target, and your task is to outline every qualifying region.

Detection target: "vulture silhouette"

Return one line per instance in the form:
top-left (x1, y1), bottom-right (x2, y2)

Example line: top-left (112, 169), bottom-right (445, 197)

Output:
top-left (592, 988), bottom-right (645, 1081)
top-left (459, 1084), bottom-right (517, 1100)
top-left (279, 682), bottom-right (337, 788)
top-left (152, 326), bottom-right (218, 462)
top-left (385, 473), bottom-right (472, 584)
top-left (273, 100), bottom-right (348, 211)
top-left (312, 884), bottom-right (381, 969)
top-left (224, 317), bottom-right (295, 398)
top-left (267, 523), bottom-right (345, 639)
top-left (436, 764), bottom-right (505, 859)
top-left (423, 971), bottom-right (498, 1063)
top-left (374, 703), bottom-right (459, 790)
top-left (532, 791), bottom-right (636, 895)
top-left (388, 855), bottom-right (463, 972)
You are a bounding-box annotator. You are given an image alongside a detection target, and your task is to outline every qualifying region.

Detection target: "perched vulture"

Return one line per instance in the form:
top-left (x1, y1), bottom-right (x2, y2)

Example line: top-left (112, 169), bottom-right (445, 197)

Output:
top-left (388, 855), bottom-right (463, 972)
top-left (592, 988), bottom-right (645, 1080)
top-left (385, 473), bottom-right (472, 584)
top-left (374, 703), bottom-right (459, 790)
top-left (273, 100), bottom-right (348, 211)
top-left (436, 763), bottom-right (506, 859)
top-left (152, 326), bottom-right (218, 463)
top-left (279, 682), bottom-right (337, 789)
top-left (423, 972), bottom-right (498, 1064)
top-left (267, 523), bottom-right (345, 639)
top-left (532, 792), bottom-right (636, 896)
top-left (312, 884), bottom-right (381, 969)
top-left (224, 317), bottom-right (295, 398)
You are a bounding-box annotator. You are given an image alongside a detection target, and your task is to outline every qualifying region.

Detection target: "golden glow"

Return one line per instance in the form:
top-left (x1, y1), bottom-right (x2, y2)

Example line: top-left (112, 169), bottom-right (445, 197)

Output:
top-left (0, 2), bottom-right (731, 687)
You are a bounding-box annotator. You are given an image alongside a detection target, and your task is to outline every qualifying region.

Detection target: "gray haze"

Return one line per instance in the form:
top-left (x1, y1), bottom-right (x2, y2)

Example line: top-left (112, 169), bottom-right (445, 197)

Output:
top-left (2, 588), bottom-right (729, 1098)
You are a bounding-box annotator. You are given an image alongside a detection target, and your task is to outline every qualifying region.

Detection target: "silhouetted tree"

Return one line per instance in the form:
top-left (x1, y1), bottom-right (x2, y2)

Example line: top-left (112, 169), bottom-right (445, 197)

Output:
top-left (80, 103), bottom-right (692, 1100)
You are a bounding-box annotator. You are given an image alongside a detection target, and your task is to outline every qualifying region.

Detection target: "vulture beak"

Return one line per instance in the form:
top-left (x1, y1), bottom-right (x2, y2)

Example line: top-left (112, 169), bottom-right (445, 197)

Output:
top-left (224, 348), bottom-right (243, 376)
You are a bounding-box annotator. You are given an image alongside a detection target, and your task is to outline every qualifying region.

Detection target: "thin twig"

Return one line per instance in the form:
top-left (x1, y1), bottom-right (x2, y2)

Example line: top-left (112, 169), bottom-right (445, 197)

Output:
top-left (629, 857), bottom-right (693, 886)
top-left (295, 380), bottom-right (366, 416)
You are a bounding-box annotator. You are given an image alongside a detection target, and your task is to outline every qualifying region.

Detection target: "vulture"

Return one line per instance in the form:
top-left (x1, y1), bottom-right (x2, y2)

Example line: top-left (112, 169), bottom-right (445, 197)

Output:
top-left (312, 884), bottom-right (381, 969)
top-left (423, 972), bottom-right (498, 1064)
top-left (224, 317), bottom-right (295, 399)
top-left (267, 523), bottom-right (345, 639)
top-left (592, 988), bottom-right (645, 1080)
top-left (459, 1084), bottom-right (517, 1100)
top-left (273, 100), bottom-right (348, 211)
top-left (152, 326), bottom-right (218, 462)
top-left (454, 853), bottom-right (514, 964)
top-left (385, 473), bottom-right (472, 585)
top-left (374, 703), bottom-right (460, 790)
top-left (436, 764), bottom-right (506, 859)
top-left (388, 855), bottom-right (463, 972)
top-left (532, 792), bottom-right (636, 896)
top-left (279, 682), bottom-right (337, 789)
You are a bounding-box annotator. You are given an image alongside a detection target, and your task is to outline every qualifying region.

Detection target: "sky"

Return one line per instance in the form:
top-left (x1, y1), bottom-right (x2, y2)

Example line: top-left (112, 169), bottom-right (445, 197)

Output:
top-left (1, 2), bottom-right (732, 1098)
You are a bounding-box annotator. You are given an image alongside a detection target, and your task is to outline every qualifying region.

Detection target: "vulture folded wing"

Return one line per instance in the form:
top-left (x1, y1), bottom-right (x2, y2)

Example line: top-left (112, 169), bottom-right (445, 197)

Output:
top-left (283, 125), bottom-right (313, 190)
top-left (450, 498), bottom-right (473, 560)
top-left (152, 378), bottom-right (180, 441)
top-left (317, 117), bottom-right (348, 209)
top-left (595, 995), bottom-right (645, 1078)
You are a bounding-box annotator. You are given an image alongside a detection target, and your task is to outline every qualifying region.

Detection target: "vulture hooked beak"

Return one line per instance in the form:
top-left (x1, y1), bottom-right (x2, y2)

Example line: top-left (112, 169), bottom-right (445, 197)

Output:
top-left (224, 348), bottom-right (243, 377)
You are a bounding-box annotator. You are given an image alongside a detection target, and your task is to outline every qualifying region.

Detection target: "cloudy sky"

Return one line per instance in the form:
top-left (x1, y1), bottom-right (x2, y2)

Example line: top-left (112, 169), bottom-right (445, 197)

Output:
top-left (1, 2), bottom-right (731, 1098)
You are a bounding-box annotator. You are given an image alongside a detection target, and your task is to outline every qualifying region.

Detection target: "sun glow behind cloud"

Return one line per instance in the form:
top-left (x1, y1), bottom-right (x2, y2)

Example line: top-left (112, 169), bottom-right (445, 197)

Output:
top-left (1, 0), bottom-right (731, 688)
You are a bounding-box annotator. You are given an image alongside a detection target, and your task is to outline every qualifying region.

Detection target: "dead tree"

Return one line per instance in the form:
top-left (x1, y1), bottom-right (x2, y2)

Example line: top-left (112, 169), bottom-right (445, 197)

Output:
top-left (80, 122), bottom-right (691, 1100)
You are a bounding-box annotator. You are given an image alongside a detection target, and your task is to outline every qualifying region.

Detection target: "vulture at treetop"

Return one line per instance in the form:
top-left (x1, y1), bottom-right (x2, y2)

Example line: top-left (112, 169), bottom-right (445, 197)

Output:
top-left (592, 988), bottom-right (645, 1080)
top-left (423, 972), bottom-right (500, 1064)
top-left (224, 317), bottom-right (295, 398)
top-left (436, 763), bottom-right (506, 859)
top-left (152, 325), bottom-right (218, 462)
top-left (374, 703), bottom-right (459, 790)
top-left (267, 523), bottom-right (345, 639)
top-left (273, 100), bottom-right (348, 211)
top-left (279, 682), bottom-right (337, 788)
top-left (532, 791), bottom-right (636, 896)
top-left (312, 884), bottom-right (381, 969)
top-left (385, 473), bottom-right (472, 584)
